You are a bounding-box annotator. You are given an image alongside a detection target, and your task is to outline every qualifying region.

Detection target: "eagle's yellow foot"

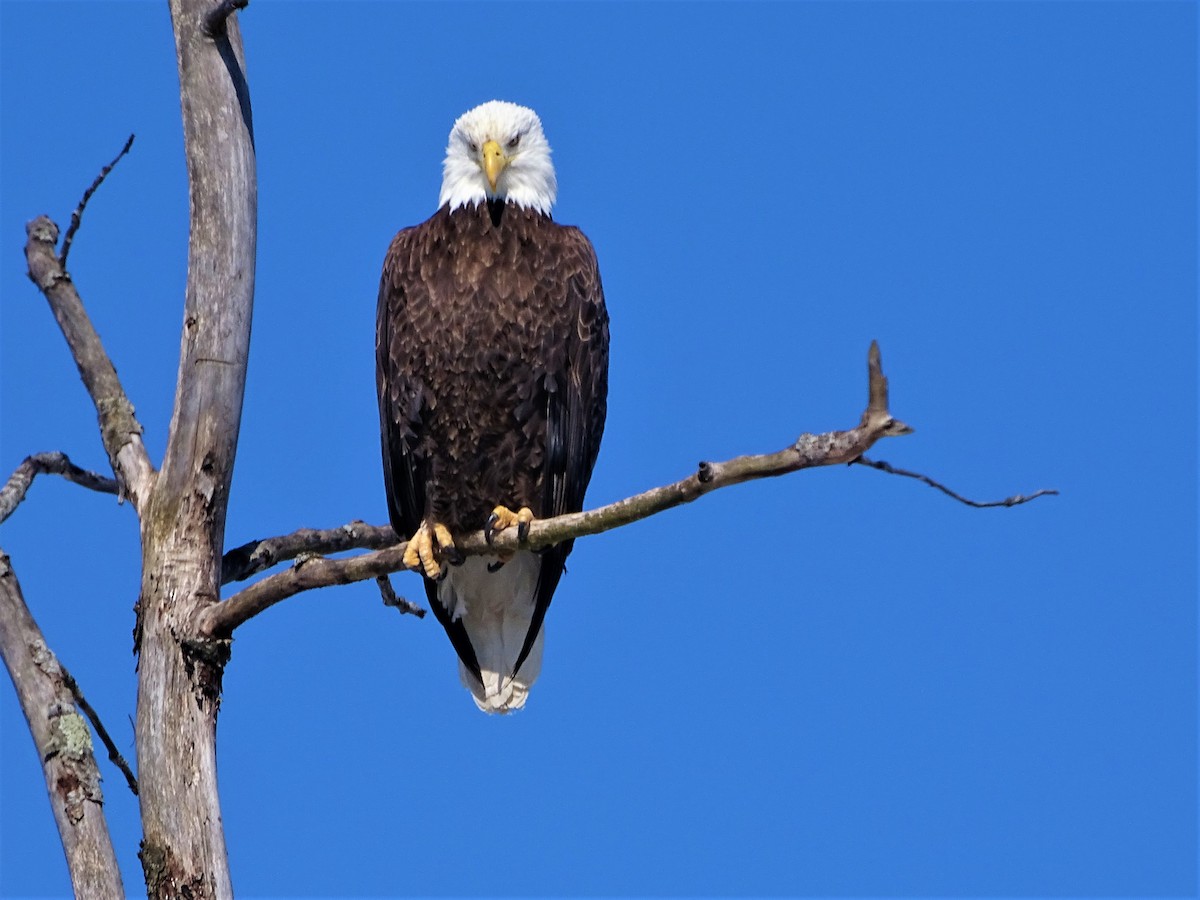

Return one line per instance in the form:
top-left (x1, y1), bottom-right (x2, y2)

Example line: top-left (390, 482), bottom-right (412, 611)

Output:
top-left (484, 505), bottom-right (535, 547)
top-left (403, 520), bottom-right (458, 579)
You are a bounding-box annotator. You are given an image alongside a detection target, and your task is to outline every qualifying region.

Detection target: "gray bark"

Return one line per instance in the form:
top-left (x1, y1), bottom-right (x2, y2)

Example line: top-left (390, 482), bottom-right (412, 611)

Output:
top-left (134, 1), bottom-right (256, 896)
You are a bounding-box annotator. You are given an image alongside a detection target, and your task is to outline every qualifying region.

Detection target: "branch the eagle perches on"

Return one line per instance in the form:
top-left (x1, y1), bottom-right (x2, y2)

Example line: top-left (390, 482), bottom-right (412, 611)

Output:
top-left (200, 340), bottom-right (921, 635)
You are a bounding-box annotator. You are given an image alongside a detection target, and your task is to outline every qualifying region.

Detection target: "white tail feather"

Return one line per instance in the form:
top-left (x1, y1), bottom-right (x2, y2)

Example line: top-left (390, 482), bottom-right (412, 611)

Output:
top-left (436, 552), bottom-right (543, 713)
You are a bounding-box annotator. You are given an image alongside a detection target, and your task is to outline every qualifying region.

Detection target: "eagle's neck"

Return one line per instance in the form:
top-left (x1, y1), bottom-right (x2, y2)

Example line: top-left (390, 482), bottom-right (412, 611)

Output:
top-left (487, 198), bottom-right (505, 227)
top-left (442, 200), bottom-right (551, 231)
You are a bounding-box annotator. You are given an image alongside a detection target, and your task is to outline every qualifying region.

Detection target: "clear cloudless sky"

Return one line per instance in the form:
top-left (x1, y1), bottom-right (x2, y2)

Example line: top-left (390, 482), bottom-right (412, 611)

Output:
top-left (1, 2), bottom-right (1196, 897)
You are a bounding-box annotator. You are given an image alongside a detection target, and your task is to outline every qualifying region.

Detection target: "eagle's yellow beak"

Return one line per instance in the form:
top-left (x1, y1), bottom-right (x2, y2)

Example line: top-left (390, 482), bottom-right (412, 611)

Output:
top-left (482, 139), bottom-right (507, 191)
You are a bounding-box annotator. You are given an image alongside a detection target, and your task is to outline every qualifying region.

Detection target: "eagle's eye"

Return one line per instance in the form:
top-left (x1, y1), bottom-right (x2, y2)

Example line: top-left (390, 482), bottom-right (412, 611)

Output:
top-left (507, 135), bottom-right (521, 150)
top-left (467, 140), bottom-right (479, 153)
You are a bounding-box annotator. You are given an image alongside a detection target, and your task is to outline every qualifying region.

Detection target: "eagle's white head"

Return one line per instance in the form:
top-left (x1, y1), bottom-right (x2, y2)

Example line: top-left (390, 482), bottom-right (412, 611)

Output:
top-left (438, 100), bottom-right (557, 216)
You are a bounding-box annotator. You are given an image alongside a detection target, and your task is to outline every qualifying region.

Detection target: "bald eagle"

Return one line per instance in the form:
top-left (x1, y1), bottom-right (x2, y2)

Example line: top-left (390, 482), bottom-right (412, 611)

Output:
top-left (376, 101), bottom-right (609, 712)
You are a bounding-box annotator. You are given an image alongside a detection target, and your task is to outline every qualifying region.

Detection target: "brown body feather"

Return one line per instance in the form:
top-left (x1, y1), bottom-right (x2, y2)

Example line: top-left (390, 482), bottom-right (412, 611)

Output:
top-left (376, 199), bottom-right (609, 686)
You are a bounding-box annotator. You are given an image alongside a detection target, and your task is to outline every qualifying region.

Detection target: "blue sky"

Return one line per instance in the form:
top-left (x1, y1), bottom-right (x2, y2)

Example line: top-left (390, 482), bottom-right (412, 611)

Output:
top-left (1, 1), bottom-right (1196, 897)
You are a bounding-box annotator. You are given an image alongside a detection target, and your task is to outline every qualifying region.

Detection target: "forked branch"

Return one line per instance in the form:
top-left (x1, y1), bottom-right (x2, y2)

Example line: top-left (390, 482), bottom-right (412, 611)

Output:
top-left (0, 452), bottom-right (119, 525)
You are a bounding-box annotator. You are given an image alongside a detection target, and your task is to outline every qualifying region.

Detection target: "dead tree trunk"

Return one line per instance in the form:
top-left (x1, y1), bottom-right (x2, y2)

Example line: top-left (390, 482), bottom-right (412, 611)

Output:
top-left (134, 1), bottom-right (255, 895)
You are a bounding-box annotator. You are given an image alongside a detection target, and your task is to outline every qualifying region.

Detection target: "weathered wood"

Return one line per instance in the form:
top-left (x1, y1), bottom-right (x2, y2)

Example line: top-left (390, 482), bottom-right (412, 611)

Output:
top-left (0, 551), bottom-right (125, 898)
top-left (134, 1), bottom-right (256, 896)
top-left (156, 0), bottom-right (256, 519)
top-left (24, 217), bottom-right (156, 511)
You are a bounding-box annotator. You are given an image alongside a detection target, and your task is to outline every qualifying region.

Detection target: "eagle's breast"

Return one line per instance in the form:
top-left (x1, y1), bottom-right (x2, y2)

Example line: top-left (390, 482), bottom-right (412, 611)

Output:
top-left (380, 202), bottom-right (603, 535)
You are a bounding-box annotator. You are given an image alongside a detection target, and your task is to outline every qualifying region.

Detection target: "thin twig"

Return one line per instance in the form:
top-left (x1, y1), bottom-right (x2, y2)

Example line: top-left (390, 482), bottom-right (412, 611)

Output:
top-left (59, 667), bottom-right (138, 797)
top-left (60, 134), bottom-right (135, 270)
top-left (375, 576), bottom-right (425, 618)
top-left (0, 452), bottom-right (120, 525)
top-left (853, 456), bottom-right (1059, 507)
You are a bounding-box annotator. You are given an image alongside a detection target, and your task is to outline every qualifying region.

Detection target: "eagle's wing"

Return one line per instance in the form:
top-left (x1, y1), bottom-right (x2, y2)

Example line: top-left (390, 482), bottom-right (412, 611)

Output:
top-left (512, 226), bottom-right (610, 678)
top-left (376, 226), bottom-right (484, 681)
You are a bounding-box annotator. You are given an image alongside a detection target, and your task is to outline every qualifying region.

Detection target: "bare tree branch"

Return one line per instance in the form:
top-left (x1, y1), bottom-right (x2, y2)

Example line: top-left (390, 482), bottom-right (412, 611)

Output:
top-left (852, 456), bottom-right (1060, 507)
top-left (202, 342), bottom-right (1057, 637)
top-left (375, 575), bottom-right (426, 618)
top-left (221, 521), bottom-right (396, 584)
top-left (211, 342), bottom-right (915, 582)
top-left (0, 452), bottom-right (120, 525)
top-left (60, 134), bottom-right (135, 270)
top-left (59, 666), bottom-right (138, 797)
top-left (0, 550), bottom-right (125, 897)
top-left (24, 217), bottom-right (156, 511)
top-left (203, 545), bottom-right (410, 636)
top-left (200, 342), bottom-right (915, 636)
top-left (218, 451), bottom-right (1061, 592)
top-left (204, 318), bottom-right (1051, 596)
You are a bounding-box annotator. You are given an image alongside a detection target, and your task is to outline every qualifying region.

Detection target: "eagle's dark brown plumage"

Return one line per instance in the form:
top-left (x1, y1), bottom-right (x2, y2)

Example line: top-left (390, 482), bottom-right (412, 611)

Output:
top-left (377, 187), bottom-right (609, 711)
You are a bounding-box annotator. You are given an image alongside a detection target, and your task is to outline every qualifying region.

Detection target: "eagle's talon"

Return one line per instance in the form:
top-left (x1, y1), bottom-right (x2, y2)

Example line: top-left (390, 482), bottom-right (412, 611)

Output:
top-left (487, 560), bottom-right (505, 573)
top-left (403, 520), bottom-right (456, 580)
top-left (401, 530), bottom-right (427, 575)
top-left (487, 505), bottom-right (535, 545)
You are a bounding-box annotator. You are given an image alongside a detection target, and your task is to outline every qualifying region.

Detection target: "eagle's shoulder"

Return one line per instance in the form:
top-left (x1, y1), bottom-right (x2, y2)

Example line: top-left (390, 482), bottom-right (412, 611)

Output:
top-left (545, 220), bottom-right (599, 268)
top-left (380, 207), bottom-right (452, 287)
